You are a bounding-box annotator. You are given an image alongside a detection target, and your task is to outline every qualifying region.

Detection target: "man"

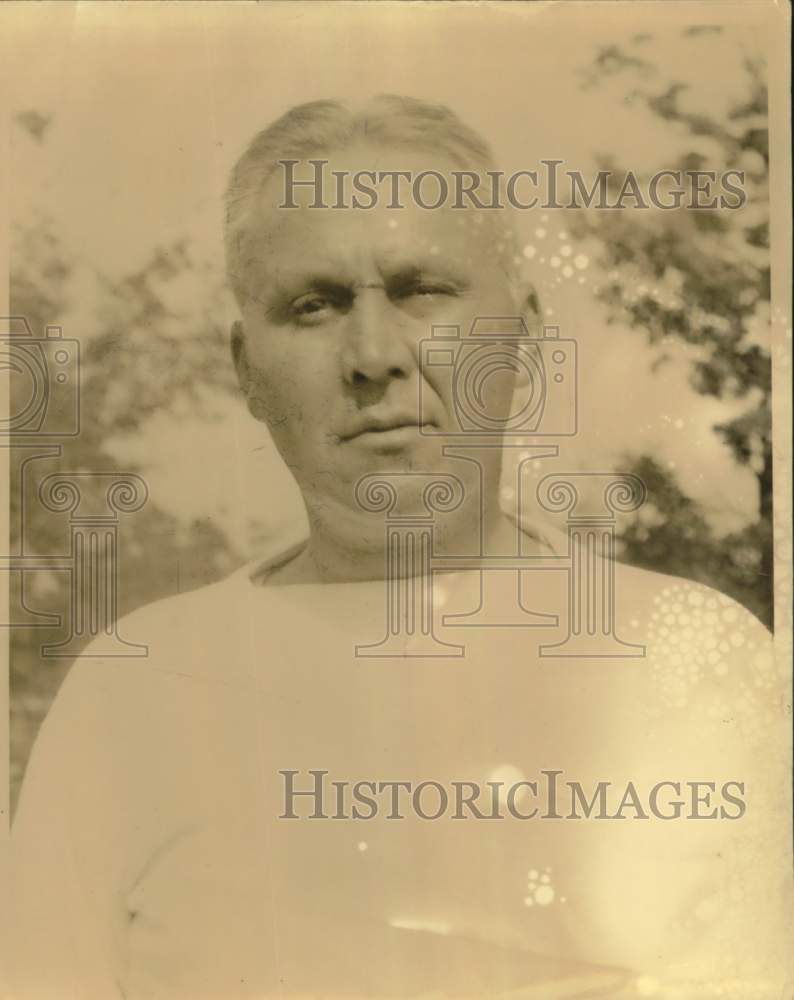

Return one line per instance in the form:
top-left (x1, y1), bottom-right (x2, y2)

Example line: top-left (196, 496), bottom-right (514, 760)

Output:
top-left (9, 96), bottom-right (791, 999)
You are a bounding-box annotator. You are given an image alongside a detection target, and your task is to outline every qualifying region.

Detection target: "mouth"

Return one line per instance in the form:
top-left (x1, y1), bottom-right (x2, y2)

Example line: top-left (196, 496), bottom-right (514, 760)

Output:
top-left (342, 419), bottom-right (438, 448)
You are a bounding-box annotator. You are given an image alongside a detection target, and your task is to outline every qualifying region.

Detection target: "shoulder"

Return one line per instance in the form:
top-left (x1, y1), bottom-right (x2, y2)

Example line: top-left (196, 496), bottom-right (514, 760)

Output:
top-left (544, 529), bottom-right (781, 724)
top-left (565, 567), bottom-right (792, 974)
top-left (608, 565), bottom-right (788, 773)
top-left (37, 565), bottom-right (266, 753)
top-left (612, 560), bottom-right (772, 664)
top-left (70, 563), bottom-right (256, 680)
top-left (20, 567), bottom-right (272, 835)
top-left (120, 563), bottom-right (253, 651)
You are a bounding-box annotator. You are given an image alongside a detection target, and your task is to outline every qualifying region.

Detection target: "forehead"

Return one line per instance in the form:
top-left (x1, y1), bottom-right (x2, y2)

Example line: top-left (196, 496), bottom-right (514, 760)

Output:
top-left (243, 143), bottom-right (514, 283)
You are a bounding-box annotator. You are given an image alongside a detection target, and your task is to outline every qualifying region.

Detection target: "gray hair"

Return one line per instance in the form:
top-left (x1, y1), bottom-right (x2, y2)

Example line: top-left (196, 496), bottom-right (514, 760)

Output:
top-left (224, 94), bottom-right (514, 304)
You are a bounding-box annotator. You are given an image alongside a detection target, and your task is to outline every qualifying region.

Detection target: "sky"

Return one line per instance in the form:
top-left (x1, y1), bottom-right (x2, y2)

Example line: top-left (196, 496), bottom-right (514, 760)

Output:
top-left (5, 2), bottom-right (772, 553)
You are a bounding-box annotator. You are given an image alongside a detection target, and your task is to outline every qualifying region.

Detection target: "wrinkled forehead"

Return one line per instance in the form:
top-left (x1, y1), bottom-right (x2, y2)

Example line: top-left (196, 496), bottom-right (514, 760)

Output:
top-left (238, 143), bottom-right (519, 289)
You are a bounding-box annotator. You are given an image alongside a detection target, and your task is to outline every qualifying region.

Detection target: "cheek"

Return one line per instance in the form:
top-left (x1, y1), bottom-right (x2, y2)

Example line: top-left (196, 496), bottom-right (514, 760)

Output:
top-left (248, 368), bottom-right (301, 431)
top-left (481, 368), bottom-right (519, 418)
top-left (242, 337), bottom-right (332, 442)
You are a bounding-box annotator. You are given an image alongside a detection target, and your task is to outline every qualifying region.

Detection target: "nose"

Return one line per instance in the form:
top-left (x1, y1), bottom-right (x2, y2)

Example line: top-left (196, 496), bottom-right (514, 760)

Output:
top-left (340, 286), bottom-right (414, 387)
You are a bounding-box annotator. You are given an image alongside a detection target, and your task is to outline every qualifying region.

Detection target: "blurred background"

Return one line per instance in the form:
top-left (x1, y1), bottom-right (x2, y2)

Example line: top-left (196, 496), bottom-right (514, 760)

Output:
top-left (6, 5), bottom-right (773, 812)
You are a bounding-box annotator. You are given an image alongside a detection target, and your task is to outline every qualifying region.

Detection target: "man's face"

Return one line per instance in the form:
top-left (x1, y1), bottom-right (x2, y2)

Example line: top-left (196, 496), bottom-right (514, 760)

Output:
top-left (233, 144), bottom-right (525, 517)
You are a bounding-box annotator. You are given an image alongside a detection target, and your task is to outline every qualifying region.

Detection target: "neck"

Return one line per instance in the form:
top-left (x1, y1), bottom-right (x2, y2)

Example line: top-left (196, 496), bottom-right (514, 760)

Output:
top-left (280, 484), bottom-right (532, 585)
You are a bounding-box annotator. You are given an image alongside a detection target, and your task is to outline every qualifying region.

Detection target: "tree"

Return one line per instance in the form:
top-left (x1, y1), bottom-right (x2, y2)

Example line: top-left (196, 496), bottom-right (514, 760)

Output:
top-left (573, 28), bottom-right (773, 625)
top-left (8, 127), bottom-right (242, 810)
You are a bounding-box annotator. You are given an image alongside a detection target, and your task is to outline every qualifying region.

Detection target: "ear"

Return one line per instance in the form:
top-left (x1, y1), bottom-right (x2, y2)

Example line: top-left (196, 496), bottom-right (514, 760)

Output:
top-left (512, 281), bottom-right (543, 389)
top-left (231, 321), bottom-right (270, 424)
top-left (519, 281), bottom-right (543, 330)
top-left (230, 320), bottom-right (250, 394)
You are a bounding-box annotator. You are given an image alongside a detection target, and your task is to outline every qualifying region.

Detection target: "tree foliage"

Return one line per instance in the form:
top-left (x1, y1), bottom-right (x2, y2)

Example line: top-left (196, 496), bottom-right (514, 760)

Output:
top-left (573, 29), bottom-right (772, 625)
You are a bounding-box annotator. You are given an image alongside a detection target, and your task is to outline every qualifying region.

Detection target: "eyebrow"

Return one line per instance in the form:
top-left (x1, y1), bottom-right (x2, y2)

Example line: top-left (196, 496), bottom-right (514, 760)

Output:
top-left (382, 257), bottom-right (473, 285)
top-left (271, 258), bottom-right (472, 296)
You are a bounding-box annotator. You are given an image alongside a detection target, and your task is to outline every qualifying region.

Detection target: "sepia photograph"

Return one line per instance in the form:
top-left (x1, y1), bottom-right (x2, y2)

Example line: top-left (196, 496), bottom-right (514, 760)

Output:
top-left (1, 2), bottom-right (792, 998)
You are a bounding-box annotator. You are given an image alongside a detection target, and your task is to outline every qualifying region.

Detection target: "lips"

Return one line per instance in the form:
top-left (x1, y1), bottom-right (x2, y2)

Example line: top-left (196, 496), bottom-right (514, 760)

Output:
top-left (341, 412), bottom-right (437, 441)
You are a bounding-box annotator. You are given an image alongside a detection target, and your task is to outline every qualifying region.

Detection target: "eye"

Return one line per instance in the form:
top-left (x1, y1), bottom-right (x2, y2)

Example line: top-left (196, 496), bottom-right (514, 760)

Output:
top-left (393, 279), bottom-right (460, 302)
top-left (414, 283), bottom-right (456, 297)
top-left (291, 293), bottom-right (335, 325)
top-left (413, 277), bottom-right (461, 296)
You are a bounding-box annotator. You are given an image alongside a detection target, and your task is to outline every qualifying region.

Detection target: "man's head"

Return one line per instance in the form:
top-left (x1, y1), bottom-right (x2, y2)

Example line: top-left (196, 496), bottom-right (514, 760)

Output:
top-left (226, 96), bottom-right (539, 552)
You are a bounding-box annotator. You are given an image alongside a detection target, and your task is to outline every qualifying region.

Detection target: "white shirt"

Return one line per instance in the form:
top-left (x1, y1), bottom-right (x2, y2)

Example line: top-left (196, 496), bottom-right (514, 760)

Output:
top-left (8, 542), bottom-right (793, 998)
